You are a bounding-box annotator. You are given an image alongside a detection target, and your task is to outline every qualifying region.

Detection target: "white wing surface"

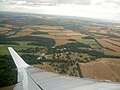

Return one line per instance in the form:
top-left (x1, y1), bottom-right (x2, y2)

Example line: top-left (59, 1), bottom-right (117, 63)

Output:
top-left (8, 47), bottom-right (43, 90)
top-left (8, 47), bottom-right (120, 90)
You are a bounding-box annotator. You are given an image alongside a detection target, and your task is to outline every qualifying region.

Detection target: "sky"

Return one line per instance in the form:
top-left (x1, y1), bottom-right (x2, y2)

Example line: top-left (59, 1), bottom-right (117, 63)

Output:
top-left (0, 0), bottom-right (120, 21)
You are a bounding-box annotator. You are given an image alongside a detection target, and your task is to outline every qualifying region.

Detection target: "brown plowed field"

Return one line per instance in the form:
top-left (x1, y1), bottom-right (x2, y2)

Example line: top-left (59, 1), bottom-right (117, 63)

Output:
top-left (80, 58), bottom-right (120, 82)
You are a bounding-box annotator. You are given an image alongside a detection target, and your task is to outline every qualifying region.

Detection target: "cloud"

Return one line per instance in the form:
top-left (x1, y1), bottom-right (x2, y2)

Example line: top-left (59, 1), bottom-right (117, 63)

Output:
top-left (106, 0), bottom-right (120, 4)
top-left (0, 0), bottom-right (90, 7)
top-left (0, 0), bottom-right (120, 7)
top-left (90, 0), bottom-right (120, 8)
top-left (0, 0), bottom-right (120, 11)
top-left (0, 0), bottom-right (120, 21)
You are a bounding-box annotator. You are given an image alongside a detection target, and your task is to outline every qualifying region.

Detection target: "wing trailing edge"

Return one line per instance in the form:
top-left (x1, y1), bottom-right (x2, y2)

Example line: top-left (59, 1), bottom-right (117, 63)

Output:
top-left (8, 47), bottom-right (43, 90)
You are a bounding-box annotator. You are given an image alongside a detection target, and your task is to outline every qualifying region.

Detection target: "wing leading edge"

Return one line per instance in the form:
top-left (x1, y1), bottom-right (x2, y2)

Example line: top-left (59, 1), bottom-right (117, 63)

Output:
top-left (8, 47), bottom-right (43, 90)
top-left (8, 47), bottom-right (120, 90)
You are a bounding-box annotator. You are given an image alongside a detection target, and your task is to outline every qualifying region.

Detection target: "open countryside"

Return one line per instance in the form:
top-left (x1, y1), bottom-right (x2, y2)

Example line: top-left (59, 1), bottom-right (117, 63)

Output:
top-left (0, 12), bottom-right (120, 89)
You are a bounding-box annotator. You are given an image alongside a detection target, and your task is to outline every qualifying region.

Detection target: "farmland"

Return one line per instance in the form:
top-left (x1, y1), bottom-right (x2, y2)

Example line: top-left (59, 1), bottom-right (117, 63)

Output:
top-left (96, 38), bottom-right (120, 56)
top-left (80, 58), bottom-right (120, 82)
top-left (0, 12), bottom-right (120, 87)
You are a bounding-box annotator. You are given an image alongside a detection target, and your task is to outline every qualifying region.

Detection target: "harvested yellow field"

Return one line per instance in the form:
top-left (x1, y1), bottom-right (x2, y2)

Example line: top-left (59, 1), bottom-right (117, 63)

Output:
top-left (32, 34), bottom-right (69, 46)
top-left (31, 25), bottom-right (64, 30)
top-left (110, 38), bottom-right (120, 42)
top-left (0, 27), bottom-right (11, 34)
top-left (0, 27), bottom-right (11, 32)
top-left (11, 27), bottom-right (34, 37)
top-left (31, 26), bottom-right (85, 46)
top-left (96, 38), bottom-right (120, 55)
top-left (89, 29), bottom-right (108, 34)
top-left (0, 24), bottom-right (13, 28)
top-left (34, 62), bottom-right (56, 73)
top-left (11, 25), bottom-right (85, 46)
top-left (11, 25), bottom-right (63, 37)
top-left (36, 29), bottom-right (85, 46)
top-left (39, 29), bottom-right (60, 32)
top-left (63, 29), bottom-right (85, 36)
top-left (80, 58), bottom-right (120, 82)
top-left (104, 50), bottom-right (120, 56)
top-left (54, 39), bottom-right (69, 46)
top-left (102, 38), bottom-right (120, 47)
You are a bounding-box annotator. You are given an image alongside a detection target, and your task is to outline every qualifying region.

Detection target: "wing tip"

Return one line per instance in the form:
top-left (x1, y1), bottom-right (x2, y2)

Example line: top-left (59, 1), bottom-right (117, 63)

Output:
top-left (8, 47), bottom-right (30, 68)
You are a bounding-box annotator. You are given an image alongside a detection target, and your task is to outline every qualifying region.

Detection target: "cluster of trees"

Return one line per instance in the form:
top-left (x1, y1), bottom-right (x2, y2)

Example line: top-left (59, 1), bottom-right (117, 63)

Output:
top-left (8, 36), bottom-right (55, 47)
top-left (56, 41), bottom-right (91, 49)
top-left (56, 63), bottom-right (69, 74)
top-left (21, 54), bottom-right (42, 64)
top-left (49, 61), bottom-right (76, 75)
top-left (0, 35), bottom-right (55, 47)
top-left (104, 55), bottom-right (120, 58)
top-left (0, 41), bottom-right (19, 45)
top-left (0, 35), bottom-right (19, 45)
top-left (19, 47), bottom-right (43, 53)
top-left (82, 36), bottom-right (94, 39)
top-left (9, 36), bottom-right (51, 41)
top-left (93, 32), bottom-right (120, 38)
top-left (49, 61), bottom-right (83, 77)
top-left (31, 31), bottom-right (49, 35)
top-left (28, 40), bottom-right (55, 47)
top-left (0, 35), bottom-right (8, 40)
top-left (0, 55), bottom-right (17, 87)
top-left (48, 44), bottom-right (104, 59)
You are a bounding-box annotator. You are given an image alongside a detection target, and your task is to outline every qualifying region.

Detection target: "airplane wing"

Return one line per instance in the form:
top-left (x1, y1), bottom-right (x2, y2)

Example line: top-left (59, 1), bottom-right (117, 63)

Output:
top-left (8, 47), bottom-right (43, 90)
top-left (8, 47), bottom-right (120, 90)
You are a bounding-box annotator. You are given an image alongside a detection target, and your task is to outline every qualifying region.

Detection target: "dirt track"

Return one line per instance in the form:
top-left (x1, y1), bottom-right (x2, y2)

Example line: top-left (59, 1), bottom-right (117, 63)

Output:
top-left (80, 58), bottom-right (120, 82)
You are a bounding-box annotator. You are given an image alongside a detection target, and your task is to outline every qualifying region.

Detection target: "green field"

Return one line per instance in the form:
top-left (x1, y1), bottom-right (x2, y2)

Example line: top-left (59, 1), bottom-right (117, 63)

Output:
top-left (76, 39), bottom-right (101, 48)
top-left (0, 41), bottom-right (37, 55)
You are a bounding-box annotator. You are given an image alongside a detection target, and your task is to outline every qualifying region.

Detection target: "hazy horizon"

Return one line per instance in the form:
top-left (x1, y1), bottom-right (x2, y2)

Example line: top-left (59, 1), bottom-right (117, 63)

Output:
top-left (0, 0), bottom-right (120, 21)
